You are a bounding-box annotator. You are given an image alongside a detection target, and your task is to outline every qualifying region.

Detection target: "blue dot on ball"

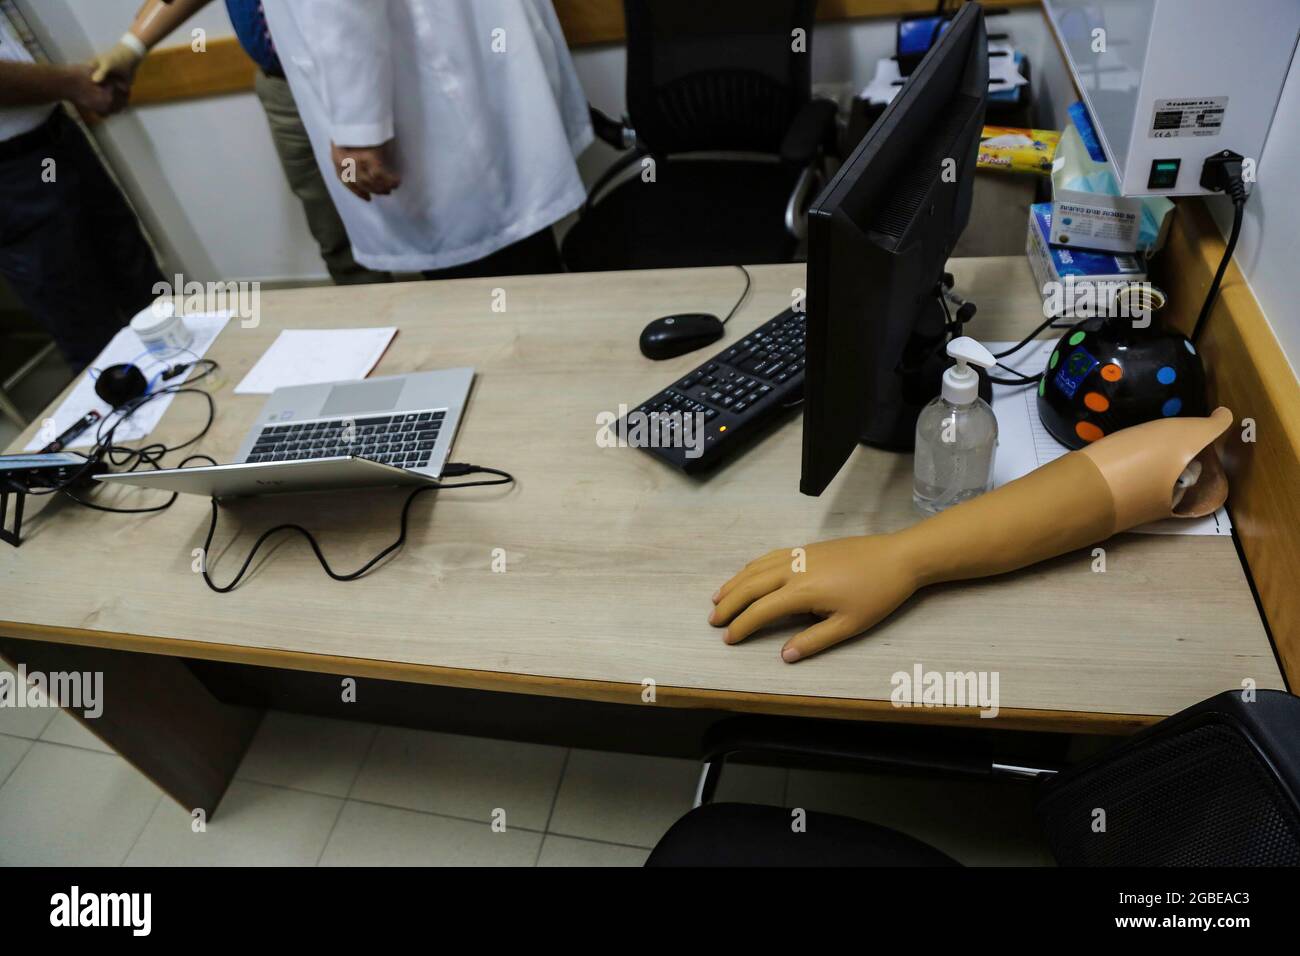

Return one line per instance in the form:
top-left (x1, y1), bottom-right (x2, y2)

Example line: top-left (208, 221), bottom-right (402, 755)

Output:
top-left (1157, 366), bottom-right (1176, 385)
top-left (1162, 397), bottom-right (1182, 417)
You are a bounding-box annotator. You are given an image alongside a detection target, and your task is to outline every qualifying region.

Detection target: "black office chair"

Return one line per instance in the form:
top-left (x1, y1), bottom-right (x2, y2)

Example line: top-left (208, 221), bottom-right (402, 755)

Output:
top-left (561, 0), bottom-right (838, 273)
top-left (646, 690), bottom-right (1300, 866)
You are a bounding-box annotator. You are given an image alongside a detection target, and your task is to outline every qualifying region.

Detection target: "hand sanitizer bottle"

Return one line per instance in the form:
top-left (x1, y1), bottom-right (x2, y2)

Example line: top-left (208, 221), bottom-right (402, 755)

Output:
top-left (913, 336), bottom-right (999, 515)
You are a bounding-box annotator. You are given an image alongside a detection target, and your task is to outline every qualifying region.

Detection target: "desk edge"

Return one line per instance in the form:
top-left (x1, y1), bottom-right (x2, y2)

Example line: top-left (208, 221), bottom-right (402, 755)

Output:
top-left (0, 619), bottom-right (1156, 735)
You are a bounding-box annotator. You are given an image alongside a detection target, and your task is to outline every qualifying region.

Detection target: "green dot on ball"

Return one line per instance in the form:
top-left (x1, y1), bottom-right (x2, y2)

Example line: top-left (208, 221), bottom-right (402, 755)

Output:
top-left (1068, 331), bottom-right (1086, 346)
top-left (1049, 350), bottom-right (1060, 369)
top-left (1038, 379), bottom-right (1045, 396)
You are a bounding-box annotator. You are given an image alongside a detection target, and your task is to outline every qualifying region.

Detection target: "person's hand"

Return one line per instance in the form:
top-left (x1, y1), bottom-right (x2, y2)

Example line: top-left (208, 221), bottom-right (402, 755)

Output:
top-left (709, 535), bottom-right (922, 662)
top-left (61, 63), bottom-right (128, 117)
top-left (331, 140), bottom-right (401, 201)
top-left (91, 39), bottom-right (145, 88)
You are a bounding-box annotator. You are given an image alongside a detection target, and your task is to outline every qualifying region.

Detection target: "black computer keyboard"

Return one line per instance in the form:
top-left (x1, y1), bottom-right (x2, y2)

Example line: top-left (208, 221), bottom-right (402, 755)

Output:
top-left (627, 308), bottom-right (805, 473)
top-left (246, 410), bottom-right (446, 469)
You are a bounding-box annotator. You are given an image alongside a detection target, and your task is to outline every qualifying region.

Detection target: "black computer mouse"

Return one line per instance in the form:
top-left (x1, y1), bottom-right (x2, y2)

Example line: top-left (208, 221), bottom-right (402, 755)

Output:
top-left (639, 313), bottom-right (726, 361)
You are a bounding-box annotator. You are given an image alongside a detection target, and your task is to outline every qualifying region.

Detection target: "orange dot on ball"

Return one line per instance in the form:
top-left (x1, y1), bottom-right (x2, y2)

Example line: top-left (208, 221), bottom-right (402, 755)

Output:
top-left (1084, 392), bottom-right (1110, 412)
top-left (1100, 363), bottom-right (1123, 382)
top-left (1075, 421), bottom-right (1105, 443)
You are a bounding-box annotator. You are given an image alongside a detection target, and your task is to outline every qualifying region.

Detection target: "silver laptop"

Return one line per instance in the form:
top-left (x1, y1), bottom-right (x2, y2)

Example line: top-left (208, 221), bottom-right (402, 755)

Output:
top-left (96, 368), bottom-right (474, 499)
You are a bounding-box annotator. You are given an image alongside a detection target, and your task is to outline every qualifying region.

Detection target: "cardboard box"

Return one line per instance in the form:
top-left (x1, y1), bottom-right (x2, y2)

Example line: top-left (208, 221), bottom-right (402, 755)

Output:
top-left (1049, 121), bottom-right (1146, 254)
top-left (1026, 204), bottom-right (1145, 319)
top-left (1048, 104), bottom-right (1173, 255)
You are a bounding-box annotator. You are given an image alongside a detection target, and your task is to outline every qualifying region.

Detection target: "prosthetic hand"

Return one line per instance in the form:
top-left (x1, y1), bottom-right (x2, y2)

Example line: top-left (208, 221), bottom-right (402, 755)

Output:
top-left (710, 408), bottom-right (1234, 662)
top-left (90, 38), bottom-right (145, 86)
top-left (91, 0), bottom-right (214, 86)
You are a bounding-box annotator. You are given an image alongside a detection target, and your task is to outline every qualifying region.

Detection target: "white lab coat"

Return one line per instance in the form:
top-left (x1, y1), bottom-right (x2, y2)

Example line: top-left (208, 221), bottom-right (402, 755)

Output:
top-left (260, 0), bottom-right (593, 272)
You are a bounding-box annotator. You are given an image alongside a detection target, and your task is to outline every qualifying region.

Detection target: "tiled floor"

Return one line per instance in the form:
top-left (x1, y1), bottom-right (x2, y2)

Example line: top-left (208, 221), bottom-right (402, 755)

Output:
top-left (0, 673), bottom-right (1055, 866)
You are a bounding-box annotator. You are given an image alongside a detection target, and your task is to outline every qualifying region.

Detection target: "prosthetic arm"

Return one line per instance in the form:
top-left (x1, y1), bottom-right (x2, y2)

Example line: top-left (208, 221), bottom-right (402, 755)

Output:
top-left (710, 408), bottom-right (1234, 662)
top-left (91, 0), bottom-right (213, 85)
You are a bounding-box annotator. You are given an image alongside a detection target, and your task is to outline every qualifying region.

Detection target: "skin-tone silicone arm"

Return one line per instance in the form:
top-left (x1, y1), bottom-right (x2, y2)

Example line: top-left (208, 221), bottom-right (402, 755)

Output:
top-left (128, 0), bottom-right (212, 50)
top-left (710, 407), bottom-right (1235, 663)
top-left (90, 0), bottom-right (213, 84)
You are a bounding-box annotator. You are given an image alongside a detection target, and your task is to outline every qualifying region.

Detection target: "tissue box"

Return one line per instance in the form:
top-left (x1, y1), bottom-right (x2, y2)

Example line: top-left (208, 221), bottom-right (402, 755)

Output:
top-left (1049, 104), bottom-right (1173, 255)
top-left (1050, 121), bottom-right (1146, 254)
top-left (1026, 204), bottom-right (1145, 319)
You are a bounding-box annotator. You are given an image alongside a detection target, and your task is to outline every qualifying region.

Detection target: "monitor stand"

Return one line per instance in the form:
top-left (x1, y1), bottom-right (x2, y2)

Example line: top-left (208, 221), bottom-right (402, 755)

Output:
top-left (860, 275), bottom-right (990, 452)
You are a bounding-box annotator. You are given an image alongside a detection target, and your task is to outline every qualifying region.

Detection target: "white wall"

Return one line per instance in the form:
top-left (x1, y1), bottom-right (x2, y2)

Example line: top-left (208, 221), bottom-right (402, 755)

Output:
top-left (1206, 47), bottom-right (1300, 377)
top-left (14, 2), bottom-right (1068, 287)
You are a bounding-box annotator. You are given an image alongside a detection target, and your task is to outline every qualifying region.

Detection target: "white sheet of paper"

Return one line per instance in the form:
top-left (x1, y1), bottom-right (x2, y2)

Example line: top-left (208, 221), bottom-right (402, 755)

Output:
top-left (861, 43), bottom-right (1026, 105)
top-left (987, 339), bottom-right (1231, 536)
top-left (988, 42), bottom-right (1029, 93)
top-left (860, 57), bottom-right (904, 106)
top-left (23, 312), bottom-right (230, 451)
top-left (234, 328), bottom-right (397, 395)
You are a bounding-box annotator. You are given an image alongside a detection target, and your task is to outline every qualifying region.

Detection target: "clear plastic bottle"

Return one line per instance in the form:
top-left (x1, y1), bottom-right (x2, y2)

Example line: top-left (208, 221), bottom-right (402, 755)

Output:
top-left (913, 337), bottom-right (999, 515)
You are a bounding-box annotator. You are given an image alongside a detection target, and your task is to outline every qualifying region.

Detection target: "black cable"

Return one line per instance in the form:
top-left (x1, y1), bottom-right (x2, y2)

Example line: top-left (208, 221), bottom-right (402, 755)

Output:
top-left (60, 454), bottom-right (218, 513)
top-left (988, 374), bottom-right (1038, 388)
top-left (1190, 191), bottom-right (1246, 344)
top-left (46, 355), bottom-right (513, 591)
top-left (992, 315), bottom-right (1072, 360)
top-left (993, 362), bottom-right (1042, 382)
top-left (28, 361), bottom-right (220, 498)
top-left (720, 265), bottom-right (752, 325)
top-left (198, 464), bottom-right (515, 593)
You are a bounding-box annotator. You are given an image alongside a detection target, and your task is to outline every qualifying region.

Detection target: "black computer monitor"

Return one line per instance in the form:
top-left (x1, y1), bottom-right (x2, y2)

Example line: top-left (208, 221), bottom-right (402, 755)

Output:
top-left (800, 2), bottom-right (989, 497)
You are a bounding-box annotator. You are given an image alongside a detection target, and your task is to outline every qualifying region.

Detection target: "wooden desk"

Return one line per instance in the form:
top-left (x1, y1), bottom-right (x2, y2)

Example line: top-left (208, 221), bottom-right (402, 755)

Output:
top-left (0, 259), bottom-right (1283, 812)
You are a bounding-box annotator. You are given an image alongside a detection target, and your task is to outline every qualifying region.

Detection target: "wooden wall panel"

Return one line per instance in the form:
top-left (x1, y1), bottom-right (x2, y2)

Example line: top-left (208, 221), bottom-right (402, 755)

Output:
top-left (1152, 199), bottom-right (1300, 688)
top-left (129, 35), bottom-right (256, 107)
top-left (125, 0), bottom-right (1041, 105)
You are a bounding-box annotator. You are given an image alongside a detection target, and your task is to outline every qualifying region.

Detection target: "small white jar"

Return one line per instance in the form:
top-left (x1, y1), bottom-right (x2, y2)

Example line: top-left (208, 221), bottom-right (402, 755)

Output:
top-left (130, 298), bottom-right (194, 353)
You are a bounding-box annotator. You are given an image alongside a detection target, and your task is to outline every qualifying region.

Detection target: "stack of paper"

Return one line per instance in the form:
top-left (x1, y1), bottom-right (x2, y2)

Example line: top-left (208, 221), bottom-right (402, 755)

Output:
top-left (24, 312), bottom-right (230, 451)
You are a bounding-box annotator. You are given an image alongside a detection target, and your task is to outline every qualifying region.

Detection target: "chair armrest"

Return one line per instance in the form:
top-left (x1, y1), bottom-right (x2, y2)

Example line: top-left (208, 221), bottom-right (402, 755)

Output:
top-left (780, 97), bottom-right (839, 166)
top-left (590, 105), bottom-right (635, 151)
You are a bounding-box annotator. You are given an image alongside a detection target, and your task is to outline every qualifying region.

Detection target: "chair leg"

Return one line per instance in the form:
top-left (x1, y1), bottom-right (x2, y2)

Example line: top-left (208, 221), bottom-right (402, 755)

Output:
top-left (0, 385), bottom-right (26, 429)
top-left (695, 758), bottom-right (726, 808)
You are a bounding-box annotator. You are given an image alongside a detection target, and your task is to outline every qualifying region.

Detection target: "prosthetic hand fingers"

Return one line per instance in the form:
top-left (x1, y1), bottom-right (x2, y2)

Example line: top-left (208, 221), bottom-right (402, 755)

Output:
top-left (780, 614), bottom-right (860, 663)
top-left (721, 585), bottom-right (815, 645)
top-left (710, 569), bottom-right (789, 626)
top-left (713, 548), bottom-right (790, 603)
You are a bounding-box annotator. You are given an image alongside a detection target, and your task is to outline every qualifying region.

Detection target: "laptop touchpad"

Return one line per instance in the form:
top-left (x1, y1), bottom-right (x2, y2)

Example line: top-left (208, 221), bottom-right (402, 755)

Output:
top-left (320, 379), bottom-right (405, 417)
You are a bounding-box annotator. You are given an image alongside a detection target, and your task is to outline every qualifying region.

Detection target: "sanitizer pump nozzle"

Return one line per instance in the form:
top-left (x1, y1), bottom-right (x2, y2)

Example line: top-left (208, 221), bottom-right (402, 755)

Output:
top-left (941, 337), bottom-right (998, 405)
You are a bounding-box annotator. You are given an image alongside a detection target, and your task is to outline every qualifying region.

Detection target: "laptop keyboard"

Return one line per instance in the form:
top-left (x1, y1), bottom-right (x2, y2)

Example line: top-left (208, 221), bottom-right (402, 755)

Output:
top-left (245, 411), bottom-right (446, 470)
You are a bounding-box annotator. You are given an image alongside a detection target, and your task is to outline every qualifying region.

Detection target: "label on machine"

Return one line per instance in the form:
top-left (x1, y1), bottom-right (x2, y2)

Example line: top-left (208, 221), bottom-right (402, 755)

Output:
top-left (1148, 97), bottom-right (1228, 139)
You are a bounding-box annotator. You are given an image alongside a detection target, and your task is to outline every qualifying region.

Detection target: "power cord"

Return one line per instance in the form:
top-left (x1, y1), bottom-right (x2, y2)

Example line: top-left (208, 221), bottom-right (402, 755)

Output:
top-left (198, 464), bottom-right (515, 593)
top-left (1191, 150), bottom-right (1248, 344)
top-left (26, 360), bottom-right (221, 507)
top-left (43, 358), bottom-right (514, 591)
top-left (720, 265), bottom-right (752, 325)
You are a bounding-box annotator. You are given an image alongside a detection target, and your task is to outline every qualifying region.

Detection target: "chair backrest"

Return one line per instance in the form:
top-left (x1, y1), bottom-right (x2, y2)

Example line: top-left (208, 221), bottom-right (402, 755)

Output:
top-left (1037, 690), bottom-right (1300, 866)
top-left (623, 0), bottom-right (816, 155)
